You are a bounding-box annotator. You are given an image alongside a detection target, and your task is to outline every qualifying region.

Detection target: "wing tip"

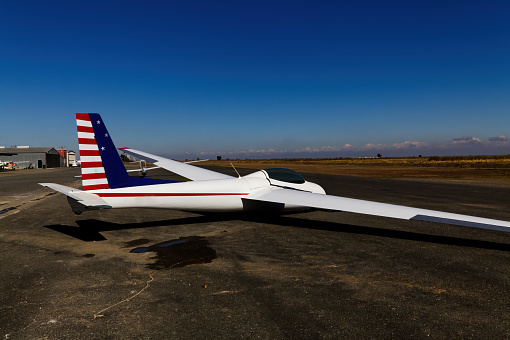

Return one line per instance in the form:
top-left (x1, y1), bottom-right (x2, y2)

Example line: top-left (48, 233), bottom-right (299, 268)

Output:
top-left (411, 214), bottom-right (510, 233)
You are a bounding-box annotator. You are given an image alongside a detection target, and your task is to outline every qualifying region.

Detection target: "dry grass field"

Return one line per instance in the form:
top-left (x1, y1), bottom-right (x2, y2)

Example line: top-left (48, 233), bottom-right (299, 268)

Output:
top-left (202, 155), bottom-right (510, 184)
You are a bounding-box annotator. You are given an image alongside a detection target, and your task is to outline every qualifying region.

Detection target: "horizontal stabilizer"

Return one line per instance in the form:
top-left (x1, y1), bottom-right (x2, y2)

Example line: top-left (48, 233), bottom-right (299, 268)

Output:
top-left (39, 183), bottom-right (111, 208)
top-left (126, 166), bottom-right (161, 173)
top-left (246, 187), bottom-right (510, 233)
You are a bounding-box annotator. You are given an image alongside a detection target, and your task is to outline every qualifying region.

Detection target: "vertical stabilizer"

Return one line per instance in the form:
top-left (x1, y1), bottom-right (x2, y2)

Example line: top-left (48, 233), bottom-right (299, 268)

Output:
top-left (76, 113), bottom-right (180, 190)
top-left (76, 113), bottom-right (131, 190)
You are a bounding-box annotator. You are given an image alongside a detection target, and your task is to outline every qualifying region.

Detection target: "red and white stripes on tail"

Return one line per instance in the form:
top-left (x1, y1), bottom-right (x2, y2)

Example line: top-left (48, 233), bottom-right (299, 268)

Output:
top-left (76, 113), bottom-right (109, 190)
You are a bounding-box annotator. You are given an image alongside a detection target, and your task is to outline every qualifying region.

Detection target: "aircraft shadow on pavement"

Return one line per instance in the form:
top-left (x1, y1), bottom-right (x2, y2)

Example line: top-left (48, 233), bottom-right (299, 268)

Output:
top-left (44, 213), bottom-right (509, 251)
top-left (43, 214), bottom-right (230, 242)
top-left (248, 214), bottom-right (510, 252)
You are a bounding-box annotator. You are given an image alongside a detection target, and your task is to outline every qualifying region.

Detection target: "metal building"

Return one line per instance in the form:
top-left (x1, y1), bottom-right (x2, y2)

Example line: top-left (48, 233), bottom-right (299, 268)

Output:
top-left (0, 147), bottom-right (64, 169)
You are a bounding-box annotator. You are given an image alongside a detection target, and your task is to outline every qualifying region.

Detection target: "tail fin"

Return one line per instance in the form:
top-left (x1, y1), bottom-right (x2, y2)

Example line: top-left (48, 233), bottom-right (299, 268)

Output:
top-left (76, 113), bottom-right (179, 191)
top-left (77, 113), bottom-right (132, 190)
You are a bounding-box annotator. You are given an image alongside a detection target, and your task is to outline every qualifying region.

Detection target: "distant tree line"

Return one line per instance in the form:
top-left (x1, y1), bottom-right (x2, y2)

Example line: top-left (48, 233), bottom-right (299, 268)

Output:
top-left (428, 155), bottom-right (510, 162)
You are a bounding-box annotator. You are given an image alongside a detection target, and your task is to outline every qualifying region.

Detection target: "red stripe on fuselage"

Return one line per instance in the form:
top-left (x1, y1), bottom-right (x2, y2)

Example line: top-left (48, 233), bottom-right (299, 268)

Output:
top-left (81, 161), bottom-right (104, 168)
top-left (96, 193), bottom-right (249, 197)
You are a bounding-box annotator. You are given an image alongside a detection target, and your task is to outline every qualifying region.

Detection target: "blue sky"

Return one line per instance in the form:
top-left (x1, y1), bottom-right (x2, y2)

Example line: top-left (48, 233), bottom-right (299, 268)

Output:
top-left (1, 1), bottom-right (509, 159)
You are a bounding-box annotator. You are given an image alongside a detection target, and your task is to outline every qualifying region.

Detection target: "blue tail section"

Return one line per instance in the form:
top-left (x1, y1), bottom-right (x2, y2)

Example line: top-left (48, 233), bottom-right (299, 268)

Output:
top-left (88, 113), bottom-right (181, 188)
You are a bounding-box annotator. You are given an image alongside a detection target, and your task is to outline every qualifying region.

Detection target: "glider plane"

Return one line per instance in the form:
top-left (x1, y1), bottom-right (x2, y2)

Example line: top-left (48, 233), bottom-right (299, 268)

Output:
top-left (40, 113), bottom-right (510, 234)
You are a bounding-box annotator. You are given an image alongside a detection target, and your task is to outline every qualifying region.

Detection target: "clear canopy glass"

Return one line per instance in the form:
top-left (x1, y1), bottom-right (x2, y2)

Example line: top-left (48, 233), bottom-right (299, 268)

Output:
top-left (263, 168), bottom-right (305, 184)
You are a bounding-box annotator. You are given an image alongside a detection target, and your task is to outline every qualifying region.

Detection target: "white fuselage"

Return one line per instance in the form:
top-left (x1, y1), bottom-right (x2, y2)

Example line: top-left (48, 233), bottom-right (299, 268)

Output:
top-left (86, 171), bottom-right (326, 212)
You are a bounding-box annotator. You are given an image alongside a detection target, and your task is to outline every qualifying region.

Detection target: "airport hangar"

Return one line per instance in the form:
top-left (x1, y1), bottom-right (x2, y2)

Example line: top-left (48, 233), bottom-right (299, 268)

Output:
top-left (0, 147), bottom-right (75, 168)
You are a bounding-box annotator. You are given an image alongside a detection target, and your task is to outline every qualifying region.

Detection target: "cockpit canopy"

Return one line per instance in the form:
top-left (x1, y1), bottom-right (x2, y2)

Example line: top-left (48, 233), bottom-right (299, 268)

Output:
top-left (263, 168), bottom-right (305, 184)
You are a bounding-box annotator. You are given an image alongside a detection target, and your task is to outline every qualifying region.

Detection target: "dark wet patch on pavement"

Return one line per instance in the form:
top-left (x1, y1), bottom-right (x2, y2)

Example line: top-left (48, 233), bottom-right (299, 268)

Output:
top-left (130, 236), bottom-right (216, 270)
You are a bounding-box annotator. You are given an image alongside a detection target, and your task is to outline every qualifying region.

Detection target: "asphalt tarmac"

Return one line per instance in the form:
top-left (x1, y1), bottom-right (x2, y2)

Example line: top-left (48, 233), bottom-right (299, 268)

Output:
top-left (1, 166), bottom-right (509, 339)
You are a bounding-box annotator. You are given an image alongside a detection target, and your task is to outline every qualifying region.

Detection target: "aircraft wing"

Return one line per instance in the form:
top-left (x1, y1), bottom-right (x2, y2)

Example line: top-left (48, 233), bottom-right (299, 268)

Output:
top-left (118, 148), bottom-right (233, 181)
top-left (246, 187), bottom-right (510, 233)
